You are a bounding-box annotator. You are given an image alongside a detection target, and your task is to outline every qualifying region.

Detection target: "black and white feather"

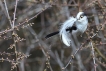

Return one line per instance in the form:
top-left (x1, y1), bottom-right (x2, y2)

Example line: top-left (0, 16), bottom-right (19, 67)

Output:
top-left (45, 12), bottom-right (88, 47)
top-left (60, 12), bottom-right (88, 46)
top-left (59, 17), bottom-right (77, 46)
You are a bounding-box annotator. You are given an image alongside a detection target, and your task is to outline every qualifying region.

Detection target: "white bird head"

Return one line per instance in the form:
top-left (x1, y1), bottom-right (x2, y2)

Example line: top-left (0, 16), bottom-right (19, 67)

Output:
top-left (76, 12), bottom-right (87, 23)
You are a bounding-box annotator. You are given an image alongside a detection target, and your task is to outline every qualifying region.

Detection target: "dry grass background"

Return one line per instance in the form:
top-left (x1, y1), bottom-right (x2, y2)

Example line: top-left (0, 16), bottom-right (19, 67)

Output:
top-left (0, 0), bottom-right (106, 71)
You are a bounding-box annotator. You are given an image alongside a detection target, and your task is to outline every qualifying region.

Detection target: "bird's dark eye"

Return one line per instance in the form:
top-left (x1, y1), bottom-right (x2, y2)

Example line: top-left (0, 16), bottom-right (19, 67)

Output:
top-left (80, 15), bottom-right (83, 18)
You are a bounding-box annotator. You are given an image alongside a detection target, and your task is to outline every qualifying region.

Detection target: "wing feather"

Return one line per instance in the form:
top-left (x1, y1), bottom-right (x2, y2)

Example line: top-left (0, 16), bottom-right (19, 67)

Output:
top-left (60, 17), bottom-right (76, 46)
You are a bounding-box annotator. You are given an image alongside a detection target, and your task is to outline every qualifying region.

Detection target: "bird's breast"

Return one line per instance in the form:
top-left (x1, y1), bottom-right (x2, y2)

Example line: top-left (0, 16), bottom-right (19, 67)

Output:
top-left (76, 22), bottom-right (88, 33)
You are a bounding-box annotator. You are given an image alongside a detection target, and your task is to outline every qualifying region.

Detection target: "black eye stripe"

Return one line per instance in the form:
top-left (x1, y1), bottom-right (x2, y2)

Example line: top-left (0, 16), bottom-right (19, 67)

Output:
top-left (80, 13), bottom-right (86, 18)
top-left (81, 14), bottom-right (84, 16)
top-left (77, 12), bottom-right (87, 20)
top-left (81, 13), bottom-right (87, 16)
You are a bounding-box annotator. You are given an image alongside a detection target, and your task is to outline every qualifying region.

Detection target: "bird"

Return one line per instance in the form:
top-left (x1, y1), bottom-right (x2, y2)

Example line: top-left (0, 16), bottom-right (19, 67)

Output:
top-left (45, 12), bottom-right (88, 46)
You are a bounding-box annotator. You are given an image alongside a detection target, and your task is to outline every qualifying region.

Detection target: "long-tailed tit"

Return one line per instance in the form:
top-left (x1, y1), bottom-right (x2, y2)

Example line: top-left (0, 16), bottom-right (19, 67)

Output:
top-left (45, 12), bottom-right (88, 46)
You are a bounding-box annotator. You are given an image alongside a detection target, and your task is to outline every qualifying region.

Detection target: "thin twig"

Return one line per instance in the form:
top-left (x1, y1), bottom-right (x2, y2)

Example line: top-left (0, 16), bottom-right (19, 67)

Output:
top-left (12, 0), bottom-right (18, 71)
top-left (28, 27), bottom-right (53, 71)
top-left (62, 38), bottom-right (89, 69)
top-left (91, 41), bottom-right (97, 71)
top-left (0, 5), bottom-right (51, 36)
top-left (3, 0), bottom-right (12, 27)
top-left (12, 0), bottom-right (18, 28)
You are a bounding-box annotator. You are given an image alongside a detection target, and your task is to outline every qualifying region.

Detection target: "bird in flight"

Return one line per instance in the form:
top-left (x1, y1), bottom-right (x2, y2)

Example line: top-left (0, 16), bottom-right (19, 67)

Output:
top-left (45, 12), bottom-right (88, 46)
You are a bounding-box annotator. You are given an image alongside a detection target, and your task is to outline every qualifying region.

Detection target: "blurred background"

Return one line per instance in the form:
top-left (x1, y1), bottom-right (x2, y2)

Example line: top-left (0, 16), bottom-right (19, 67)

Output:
top-left (0, 0), bottom-right (106, 71)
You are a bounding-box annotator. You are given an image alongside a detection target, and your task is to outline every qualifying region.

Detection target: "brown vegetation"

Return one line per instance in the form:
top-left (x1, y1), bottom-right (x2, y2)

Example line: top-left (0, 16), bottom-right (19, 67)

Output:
top-left (0, 0), bottom-right (106, 71)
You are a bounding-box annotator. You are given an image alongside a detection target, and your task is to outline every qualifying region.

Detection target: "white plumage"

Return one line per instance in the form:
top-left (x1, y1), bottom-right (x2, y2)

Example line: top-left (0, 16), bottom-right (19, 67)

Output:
top-left (59, 17), bottom-right (77, 46)
top-left (59, 12), bottom-right (88, 46)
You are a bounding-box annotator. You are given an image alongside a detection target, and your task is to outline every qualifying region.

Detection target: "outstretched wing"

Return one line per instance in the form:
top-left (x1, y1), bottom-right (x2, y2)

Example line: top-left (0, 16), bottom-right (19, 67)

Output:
top-left (59, 17), bottom-right (77, 46)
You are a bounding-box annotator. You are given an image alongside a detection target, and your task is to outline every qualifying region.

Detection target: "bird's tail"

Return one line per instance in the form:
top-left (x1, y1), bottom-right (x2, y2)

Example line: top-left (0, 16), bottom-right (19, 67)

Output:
top-left (45, 27), bottom-right (76, 39)
top-left (45, 31), bottom-right (59, 39)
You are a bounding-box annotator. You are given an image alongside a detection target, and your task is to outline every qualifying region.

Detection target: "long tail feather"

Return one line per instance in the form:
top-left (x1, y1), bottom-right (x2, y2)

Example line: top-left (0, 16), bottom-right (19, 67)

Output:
top-left (45, 31), bottom-right (59, 39)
